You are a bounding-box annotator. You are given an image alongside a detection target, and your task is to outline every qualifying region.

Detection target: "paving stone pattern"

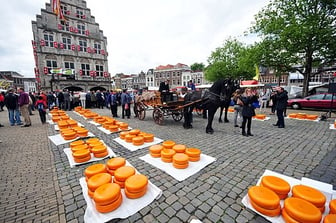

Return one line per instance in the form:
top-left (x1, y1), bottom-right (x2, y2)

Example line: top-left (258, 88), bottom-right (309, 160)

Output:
top-left (0, 107), bottom-right (335, 223)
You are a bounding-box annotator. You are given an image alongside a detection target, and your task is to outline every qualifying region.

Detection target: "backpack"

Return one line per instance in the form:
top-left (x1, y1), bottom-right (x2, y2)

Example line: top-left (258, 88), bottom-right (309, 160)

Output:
top-left (37, 103), bottom-right (44, 111)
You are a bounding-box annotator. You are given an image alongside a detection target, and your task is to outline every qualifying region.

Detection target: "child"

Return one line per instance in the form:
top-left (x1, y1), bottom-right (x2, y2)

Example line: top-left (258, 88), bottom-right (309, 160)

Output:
top-left (35, 96), bottom-right (47, 124)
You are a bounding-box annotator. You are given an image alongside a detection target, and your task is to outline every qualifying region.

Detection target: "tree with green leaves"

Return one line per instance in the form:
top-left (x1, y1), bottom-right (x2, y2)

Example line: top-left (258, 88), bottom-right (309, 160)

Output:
top-left (190, 63), bottom-right (205, 72)
top-left (251, 0), bottom-right (336, 96)
top-left (205, 38), bottom-right (258, 82)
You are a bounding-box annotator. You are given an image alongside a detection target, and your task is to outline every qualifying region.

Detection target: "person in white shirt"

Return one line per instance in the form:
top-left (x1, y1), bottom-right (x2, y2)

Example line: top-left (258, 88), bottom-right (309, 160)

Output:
top-left (79, 90), bottom-right (87, 108)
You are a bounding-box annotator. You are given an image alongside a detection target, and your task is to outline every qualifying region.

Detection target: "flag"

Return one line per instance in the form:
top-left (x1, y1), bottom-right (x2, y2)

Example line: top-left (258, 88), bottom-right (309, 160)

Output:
top-left (52, 0), bottom-right (60, 16)
top-left (253, 65), bottom-right (260, 81)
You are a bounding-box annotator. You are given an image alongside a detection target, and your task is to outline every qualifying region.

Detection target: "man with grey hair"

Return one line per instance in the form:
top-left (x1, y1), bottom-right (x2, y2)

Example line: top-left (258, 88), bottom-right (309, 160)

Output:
top-left (18, 87), bottom-right (31, 127)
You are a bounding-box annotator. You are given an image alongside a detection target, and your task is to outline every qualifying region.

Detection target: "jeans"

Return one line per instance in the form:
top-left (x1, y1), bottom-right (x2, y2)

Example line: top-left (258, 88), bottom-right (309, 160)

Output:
top-left (8, 109), bottom-right (22, 125)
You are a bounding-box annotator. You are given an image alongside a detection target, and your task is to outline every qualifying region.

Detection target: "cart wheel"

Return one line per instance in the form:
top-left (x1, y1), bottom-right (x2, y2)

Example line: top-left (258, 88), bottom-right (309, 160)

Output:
top-left (153, 108), bottom-right (164, 125)
top-left (172, 110), bottom-right (183, 122)
top-left (136, 103), bottom-right (146, 120)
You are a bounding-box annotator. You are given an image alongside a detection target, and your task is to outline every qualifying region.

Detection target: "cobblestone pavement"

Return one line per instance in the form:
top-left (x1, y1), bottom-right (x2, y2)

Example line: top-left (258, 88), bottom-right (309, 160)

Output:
top-left (0, 107), bottom-right (335, 223)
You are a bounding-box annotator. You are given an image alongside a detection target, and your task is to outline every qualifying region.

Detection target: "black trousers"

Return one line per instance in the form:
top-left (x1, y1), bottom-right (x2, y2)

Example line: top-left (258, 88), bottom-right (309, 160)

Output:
top-left (38, 110), bottom-right (46, 123)
top-left (242, 116), bottom-right (252, 133)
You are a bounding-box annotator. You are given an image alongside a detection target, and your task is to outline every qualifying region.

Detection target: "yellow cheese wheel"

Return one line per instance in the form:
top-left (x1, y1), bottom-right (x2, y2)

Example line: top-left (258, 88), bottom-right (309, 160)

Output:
top-left (173, 162), bottom-right (189, 169)
top-left (114, 166), bottom-right (136, 182)
top-left (329, 199), bottom-right (336, 214)
top-left (292, 185), bottom-right (326, 208)
top-left (248, 186), bottom-right (280, 210)
top-left (132, 136), bottom-right (144, 145)
top-left (161, 149), bottom-right (176, 158)
top-left (84, 164), bottom-right (107, 178)
top-left (119, 123), bottom-right (129, 130)
top-left (72, 149), bottom-right (91, 159)
top-left (77, 129), bottom-right (89, 137)
top-left (88, 141), bottom-right (103, 148)
top-left (74, 155), bottom-right (91, 163)
top-left (261, 175), bottom-right (291, 195)
top-left (129, 129), bottom-right (140, 135)
top-left (70, 140), bottom-right (85, 148)
top-left (250, 199), bottom-right (281, 217)
top-left (88, 188), bottom-right (94, 198)
top-left (94, 151), bottom-right (108, 158)
top-left (162, 140), bottom-right (176, 149)
top-left (185, 148), bottom-right (201, 157)
top-left (95, 194), bottom-right (122, 213)
top-left (106, 168), bottom-right (115, 176)
top-left (188, 156), bottom-right (200, 162)
top-left (106, 157), bottom-right (126, 170)
top-left (282, 207), bottom-right (300, 223)
top-left (108, 125), bottom-right (119, 132)
top-left (161, 157), bottom-right (173, 163)
top-left (284, 197), bottom-right (322, 223)
top-left (172, 144), bottom-right (186, 153)
top-left (91, 145), bottom-right (107, 154)
top-left (119, 131), bottom-right (129, 139)
top-left (150, 152), bottom-right (161, 158)
top-left (93, 183), bottom-right (121, 206)
top-left (143, 134), bottom-right (154, 142)
top-left (86, 138), bottom-right (100, 144)
top-left (125, 174), bottom-right (148, 193)
top-left (172, 153), bottom-right (189, 165)
top-left (324, 214), bottom-right (336, 223)
top-left (64, 134), bottom-right (77, 140)
top-left (149, 145), bottom-right (163, 154)
top-left (125, 134), bottom-right (135, 143)
top-left (125, 187), bottom-right (147, 199)
top-left (87, 173), bottom-right (112, 191)
top-left (71, 144), bottom-right (89, 153)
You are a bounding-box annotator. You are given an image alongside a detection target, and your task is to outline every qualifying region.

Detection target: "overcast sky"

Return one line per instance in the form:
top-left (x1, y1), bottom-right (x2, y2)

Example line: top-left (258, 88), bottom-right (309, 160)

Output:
top-left (0, 0), bottom-right (270, 77)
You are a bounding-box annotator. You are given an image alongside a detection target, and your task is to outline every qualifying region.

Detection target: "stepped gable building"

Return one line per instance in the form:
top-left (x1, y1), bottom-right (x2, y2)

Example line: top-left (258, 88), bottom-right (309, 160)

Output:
top-left (32, 0), bottom-right (110, 92)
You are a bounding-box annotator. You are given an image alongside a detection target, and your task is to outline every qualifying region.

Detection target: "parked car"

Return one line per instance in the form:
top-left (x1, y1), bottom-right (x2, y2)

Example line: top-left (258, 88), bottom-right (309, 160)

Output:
top-left (287, 93), bottom-right (336, 109)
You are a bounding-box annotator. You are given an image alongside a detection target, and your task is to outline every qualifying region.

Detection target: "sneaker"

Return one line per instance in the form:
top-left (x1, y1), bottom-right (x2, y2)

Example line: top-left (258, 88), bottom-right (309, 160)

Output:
top-left (17, 123), bottom-right (23, 126)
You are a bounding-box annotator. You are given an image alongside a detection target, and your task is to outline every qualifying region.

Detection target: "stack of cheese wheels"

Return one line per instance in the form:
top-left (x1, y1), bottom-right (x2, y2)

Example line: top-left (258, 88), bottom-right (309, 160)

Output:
top-left (248, 186), bottom-right (281, 217)
top-left (119, 123), bottom-right (128, 130)
top-left (306, 114), bottom-right (318, 121)
top-left (296, 113), bottom-right (307, 119)
top-left (58, 120), bottom-right (69, 129)
top-left (72, 148), bottom-right (91, 163)
top-left (124, 174), bottom-right (148, 199)
top-left (162, 140), bottom-right (176, 149)
top-left (260, 175), bottom-right (290, 199)
top-left (87, 173), bottom-right (112, 198)
top-left (292, 184), bottom-right (326, 213)
top-left (86, 138), bottom-right (100, 145)
top-left (93, 183), bottom-right (122, 213)
top-left (132, 136), bottom-right (144, 146)
top-left (143, 133), bottom-right (154, 143)
top-left (91, 144), bottom-right (108, 158)
top-left (70, 140), bottom-right (85, 149)
top-left (129, 129), bottom-right (140, 136)
top-left (113, 166), bottom-right (136, 188)
top-left (172, 153), bottom-right (189, 169)
top-left (172, 144), bottom-right (186, 153)
top-left (149, 145), bottom-right (163, 158)
top-left (119, 131), bottom-right (129, 140)
top-left (67, 119), bottom-right (78, 128)
top-left (108, 125), bottom-right (119, 132)
top-left (84, 163), bottom-right (107, 181)
top-left (62, 129), bottom-right (77, 140)
top-left (255, 114), bottom-right (266, 120)
top-left (106, 157), bottom-right (126, 176)
top-left (330, 199), bottom-right (336, 214)
top-left (125, 134), bottom-right (135, 143)
top-left (161, 149), bottom-right (176, 163)
top-left (282, 197), bottom-right (322, 223)
top-left (185, 148), bottom-right (201, 162)
top-left (71, 144), bottom-right (89, 153)
top-left (76, 127), bottom-right (89, 137)
top-left (324, 214), bottom-right (336, 223)
top-left (288, 113), bottom-right (297, 118)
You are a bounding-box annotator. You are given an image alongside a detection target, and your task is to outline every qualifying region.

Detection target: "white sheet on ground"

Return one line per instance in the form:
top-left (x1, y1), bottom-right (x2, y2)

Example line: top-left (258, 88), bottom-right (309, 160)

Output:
top-left (139, 154), bottom-right (216, 181)
top-left (63, 147), bottom-right (116, 167)
top-left (97, 127), bottom-right (132, 135)
top-left (113, 137), bottom-right (163, 152)
top-left (48, 132), bottom-right (95, 146)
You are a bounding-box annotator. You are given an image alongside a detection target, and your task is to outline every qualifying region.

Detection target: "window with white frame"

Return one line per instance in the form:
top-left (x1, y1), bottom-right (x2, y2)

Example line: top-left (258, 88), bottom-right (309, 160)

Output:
top-left (77, 23), bottom-right (85, 35)
top-left (46, 60), bottom-right (57, 74)
top-left (81, 64), bottom-right (90, 76)
top-left (64, 61), bottom-right (75, 70)
top-left (79, 40), bottom-right (87, 52)
top-left (60, 20), bottom-right (70, 31)
top-left (62, 36), bottom-right (71, 50)
top-left (76, 8), bottom-right (84, 18)
top-left (94, 43), bottom-right (101, 54)
top-left (96, 65), bottom-right (104, 77)
top-left (61, 5), bottom-right (68, 16)
top-left (44, 33), bottom-right (54, 47)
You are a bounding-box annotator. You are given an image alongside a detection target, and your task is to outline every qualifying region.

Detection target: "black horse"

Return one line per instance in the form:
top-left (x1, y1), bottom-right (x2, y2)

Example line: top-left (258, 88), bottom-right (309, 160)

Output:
top-left (218, 80), bottom-right (240, 123)
top-left (183, 78), bottom-right (235, 134)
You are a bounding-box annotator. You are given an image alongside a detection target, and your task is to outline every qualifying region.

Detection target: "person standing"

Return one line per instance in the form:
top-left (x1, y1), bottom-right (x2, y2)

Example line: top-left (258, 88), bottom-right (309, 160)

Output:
top-left (18, 87), bottom-right (31, 127)
top-left (79, 90), bottom-right (87, 108)
top-left (57, 91), bottom-right (64, 109)
top-left (4, 88), bottom-right (22, 126)
top-left (35, 96), bottom-right (47, 124)
top-left (240, 88), bottom-right (258, 136)
top-left (187, 80), bottom-right (196, 91)
top-left (0, 92), bottom-right (5, 111)
top-left (63, 90), bottom-right (70, 111)
top-left (159, 79), bottom-right (170, 103)
top-left (273, 87), bottom-right (288, 128)
top-left (121, 89), bottom-right (131, 119)
top-left (232, 89), bottom-right (243, 127)
top-left (96, 90), bottom-right (104, 109)
top-left (108, 90), bottom-right (118, 117)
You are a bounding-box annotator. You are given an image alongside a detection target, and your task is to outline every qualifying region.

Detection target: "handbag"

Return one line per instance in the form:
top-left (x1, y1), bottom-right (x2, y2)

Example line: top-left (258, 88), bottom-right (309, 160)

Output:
top-left (236, 98), bottom-right (243, 106)
top-left (125, 103), bottom-right (129, 110)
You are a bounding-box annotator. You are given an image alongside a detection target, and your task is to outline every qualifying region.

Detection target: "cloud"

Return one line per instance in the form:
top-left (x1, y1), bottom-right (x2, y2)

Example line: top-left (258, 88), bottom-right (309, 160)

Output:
top-left (0, 0), bottom-right (270, 77)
